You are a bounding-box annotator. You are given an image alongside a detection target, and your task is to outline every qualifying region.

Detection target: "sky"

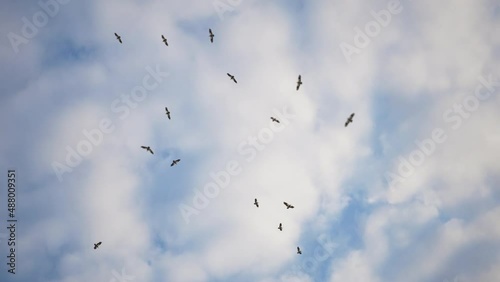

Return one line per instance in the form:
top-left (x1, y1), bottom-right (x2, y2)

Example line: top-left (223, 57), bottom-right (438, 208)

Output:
top-left (0, 0), bottom-right (499, 281)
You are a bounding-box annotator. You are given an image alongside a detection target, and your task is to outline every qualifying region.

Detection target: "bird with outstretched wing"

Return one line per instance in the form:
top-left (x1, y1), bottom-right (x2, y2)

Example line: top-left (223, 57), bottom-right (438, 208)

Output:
top-left (345, 113), bottom-right (355, 127)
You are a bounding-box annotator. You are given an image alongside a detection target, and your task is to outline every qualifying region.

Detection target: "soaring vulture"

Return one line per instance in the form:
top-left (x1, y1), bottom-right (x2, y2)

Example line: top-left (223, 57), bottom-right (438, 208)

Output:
top-left (278, 223), bottom-right (283, 231)
top-left (171, 159), bottom-right (181, 167)
top-left (283, 202), bottom-right (295, 209)
top-left (296, 75), bottom-right (302, 91)
top-left (254, 198), bottom-right (259, 208)
top-left (209, 29), bottom-right (214, 43)
top-left (227, 73), bottom-right (237, 83)
top-left (165, 107), bottom-right (171, 119)
top-left (271, 117), bottom-right (280, 123)
top-left (94, 242), bottom-right (102, 250)
top-left (114, 33), bottom-right (122, 44)
top-left (161, 35), bottom-right (168, 46)
top-left (345, 113), bottom-right (355, 127)
top-left (141, 146), bottom-right (154, 155)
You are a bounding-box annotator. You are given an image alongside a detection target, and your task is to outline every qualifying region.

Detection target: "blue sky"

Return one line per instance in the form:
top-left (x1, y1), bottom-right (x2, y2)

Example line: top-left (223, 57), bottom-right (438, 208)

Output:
top-left (1, 0), bottom-right (499, 281)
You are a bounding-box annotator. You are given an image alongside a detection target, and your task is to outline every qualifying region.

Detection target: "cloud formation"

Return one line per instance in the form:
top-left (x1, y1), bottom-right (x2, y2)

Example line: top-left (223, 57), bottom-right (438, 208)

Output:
top-left (0, 0), bottom-right (499, 281)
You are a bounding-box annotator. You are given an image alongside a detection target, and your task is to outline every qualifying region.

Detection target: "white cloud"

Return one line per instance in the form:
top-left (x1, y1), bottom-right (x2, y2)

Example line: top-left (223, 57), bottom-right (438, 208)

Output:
top-left (1, 0), bottom-right (499, 281)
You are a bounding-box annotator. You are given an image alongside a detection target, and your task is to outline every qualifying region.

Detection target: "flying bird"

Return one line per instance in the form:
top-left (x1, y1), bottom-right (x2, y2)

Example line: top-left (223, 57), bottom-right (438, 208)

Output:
top-left (114, 33), bottom-right (122, 44)
top-left (165, 107), bottom-right (171, 119)
top-left (284, 202), bottom-right (294, 209)
top-left (254, 198), bottom-right (259, 208)
top-left (209, 29), bottom-right (214, 43)
top-left (271, 117), bottom-right (280, 123)
top-left (278, 223), bottom-right (283, 231)
top-left (161, 35), bottom-right (168, 46)
top-left (227, 73), bottom-right (237, 83)
top-left (94, 242), bottom-right (102, 250)
top-left (345, 113), bottom-right (355, 127)
top-left (296, 75), bottom-right (302, 91)
top-left (297, 246), bottom-right (302, 254)
top-left (141, 146), bottom-right (154, 155)
top-left (171, 159), bottom-right (181, 167)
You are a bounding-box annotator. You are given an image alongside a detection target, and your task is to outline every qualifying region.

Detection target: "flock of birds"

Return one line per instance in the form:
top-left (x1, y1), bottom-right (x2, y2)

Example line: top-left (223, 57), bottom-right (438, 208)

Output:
top-left (253, 198), bottom-right (303, 254)
top-left (95, 29), bottom-right (356, 255)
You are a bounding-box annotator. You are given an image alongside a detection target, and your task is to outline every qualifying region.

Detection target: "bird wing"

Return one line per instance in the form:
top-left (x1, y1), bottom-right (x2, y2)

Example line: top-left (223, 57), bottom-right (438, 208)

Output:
top-left (141, 146), bottom-right (147, 149)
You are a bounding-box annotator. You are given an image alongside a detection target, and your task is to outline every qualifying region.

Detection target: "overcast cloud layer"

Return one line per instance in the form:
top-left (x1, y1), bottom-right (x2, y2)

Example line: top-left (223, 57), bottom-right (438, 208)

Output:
top-left (1, 0), bottom-right (499, 281)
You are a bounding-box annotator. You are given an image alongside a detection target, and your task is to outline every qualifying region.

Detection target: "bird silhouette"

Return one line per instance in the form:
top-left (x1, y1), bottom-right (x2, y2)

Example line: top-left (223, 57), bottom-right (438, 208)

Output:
top-left (209, 29), bottom-right (214, 43)
top-left (271, 117), bottom-right (280, 123)
top-left (114, 33), bottom-right (122, 44)
top-left (278, 223), bottom-right (283, 231)
top-left (296, 75), bottom-right (302, 91)
top-left (284, 202), bottom-right (294, 209)
top-left (171, 159), bottom-right (181, 166)
top-left (141, 146), bottom-right (154, 154)
top-left (345, 113), bottom-right (355, 127)
top-left (254, 198), bottom-right (259, 208)
top-left (161, 35), bottom-right (168, 46)
top-left (227, 73), bottom-right (237, 83)
top-left (165, 107), bottom-right (171, 119)
top-left (94, 242), bottom-right (102, 250)
top-left (297, 246), bottom-right (302, 254)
